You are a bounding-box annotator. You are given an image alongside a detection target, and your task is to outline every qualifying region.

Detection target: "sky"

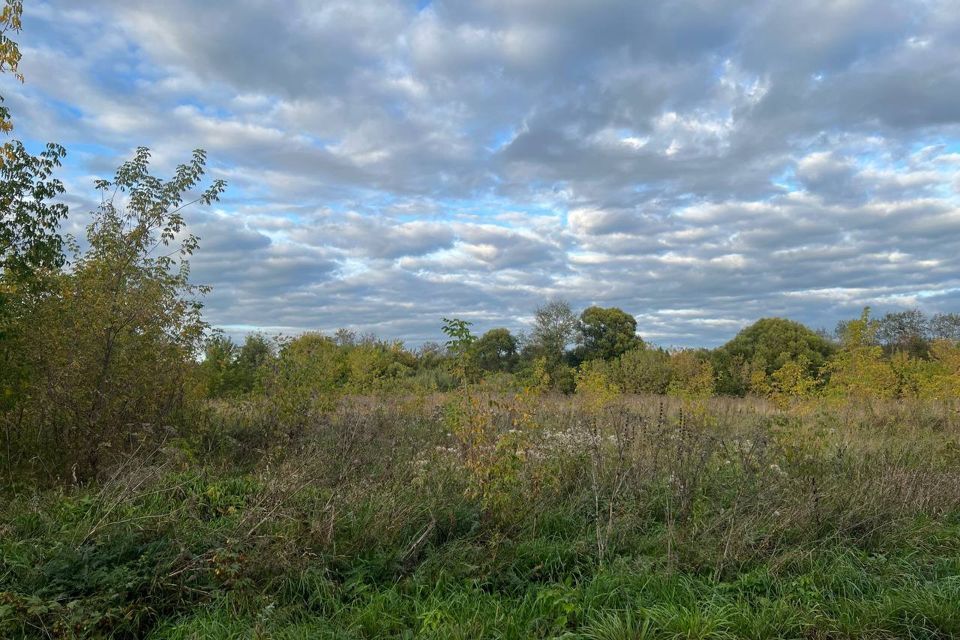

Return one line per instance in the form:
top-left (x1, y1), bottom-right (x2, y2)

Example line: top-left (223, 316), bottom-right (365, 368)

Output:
top-left (3, 0), bottom-right (960, 347)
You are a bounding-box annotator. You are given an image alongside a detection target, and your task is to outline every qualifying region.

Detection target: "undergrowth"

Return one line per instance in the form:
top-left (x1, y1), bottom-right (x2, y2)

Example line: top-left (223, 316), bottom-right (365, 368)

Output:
top-left (2, 395), bottom-right (959, 639)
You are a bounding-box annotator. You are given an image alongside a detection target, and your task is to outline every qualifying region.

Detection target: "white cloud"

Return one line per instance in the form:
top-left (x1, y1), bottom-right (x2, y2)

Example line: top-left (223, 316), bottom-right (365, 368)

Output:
top-left (5, 0), bottom-right (960, 345)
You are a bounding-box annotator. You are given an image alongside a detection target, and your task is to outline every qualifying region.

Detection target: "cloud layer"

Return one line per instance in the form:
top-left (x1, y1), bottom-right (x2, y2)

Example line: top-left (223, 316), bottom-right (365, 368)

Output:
top-left (5, 0), bottom-right (960, 345)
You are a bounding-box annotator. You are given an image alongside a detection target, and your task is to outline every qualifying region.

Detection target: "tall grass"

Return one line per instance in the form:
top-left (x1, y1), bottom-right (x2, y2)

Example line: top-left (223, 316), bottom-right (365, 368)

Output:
top-left (2, 394), bottom-right (959, 638)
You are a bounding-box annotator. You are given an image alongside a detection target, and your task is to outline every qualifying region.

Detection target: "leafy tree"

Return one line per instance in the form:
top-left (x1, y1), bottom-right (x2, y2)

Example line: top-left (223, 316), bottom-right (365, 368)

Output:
top-left (768, 355), bottom-right (817, 405)
top-left (232, 333), bottom-right (273, 393)
top-left (5, 147), bottom-right (225, 480)
top-left (441, 317), bottom-right (475, 354)
top-left (474, 327), bottom-right (518, 373)
top-left (614, 347), bottom-right (671, 395)
top-left (0, 142), bottom-right (68, 285)
top-left (930, 313), bottom-right (960, 343)
top-left (0, 0), bottom-right (23, 134)
top-left (198, 334), bottom-right (239, 398)
top-left (918, 340), bottom-right (960, 399)
top-left (667, 349), bottom-right (715, 398)
top-left (575, 358), bottom-right (619, 410)
top-left (0, 143), bottom-right (68, 408)
top-left (530, 299), bottom-right (577, 364)
top-left (876, 309), bottom-right (929, 357)
top-left (710, 348), bottom-right (752, 396)
top-left (720, 317), bottom-right (835, 379)
top-left (526, 299), bottom-right (579, 391)
top-left (826, 308), bottom-right (897, 400)
top-left (334, 327), bottom-right (357, 346)
top-left (574, 305), bottom-right (643, 363)
top-left (344, 339), bottom-right (413, 392)
top-left (441, 317), bottom-right (477, 384)
top-left (259, 333), bottom-right (347, 434)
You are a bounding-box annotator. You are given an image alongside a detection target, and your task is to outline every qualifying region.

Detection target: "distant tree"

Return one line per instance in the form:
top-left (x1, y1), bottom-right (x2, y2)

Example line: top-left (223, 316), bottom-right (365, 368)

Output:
top-left (334, 327), bottom-right (357, 346)
top-left (474, 327), bottom-right (518, 373)
top-left (615, 347), bottom-right (671, 395)
top-left (930, 313), bottom-right (960, 343)
top-left (198, 334), bottom-right (238, 398)
top-left (835, 313), bottom-right (880, 347)
top-left (710, 348), bottom-right (752, 396)
top-left (265, 333), bottom-right (347, 424)
top-left (531, 299), bottom-right (577, 363)
top-left (720, 317), bottom-right (835, 380)
top-left (667, 349), bottom-right (715, 398)
top-left (827, 308), bottom-right (897, 399)
top-left (232, 333), bottom-right (273, 393)
top-left (575, 306), bottom-right (643, 363)
top-left (441, 317), bottom-right (477, 383)
top-left (416, 341), bottom-right (445, 366)
top-left (345, 341), bottom-right (412, 392)
top-left (920, 340), bottom-right (960, 398)
top-left (876, 309), bottom-right (929, 357)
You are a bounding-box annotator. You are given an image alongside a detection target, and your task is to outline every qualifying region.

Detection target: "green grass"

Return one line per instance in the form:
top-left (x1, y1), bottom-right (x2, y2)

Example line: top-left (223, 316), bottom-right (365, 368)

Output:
top-left (2, 395), bottom-right (960, 638)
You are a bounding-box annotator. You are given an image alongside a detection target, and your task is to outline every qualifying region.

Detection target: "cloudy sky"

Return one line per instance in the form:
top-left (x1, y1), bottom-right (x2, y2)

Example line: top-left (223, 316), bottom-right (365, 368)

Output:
top-left (4, 0), bottom-right (960, 346)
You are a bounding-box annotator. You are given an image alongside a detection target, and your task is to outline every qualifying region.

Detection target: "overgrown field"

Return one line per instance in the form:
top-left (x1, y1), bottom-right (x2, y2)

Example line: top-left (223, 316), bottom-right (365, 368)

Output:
top-left (3, 394), bottom-right (960, 639)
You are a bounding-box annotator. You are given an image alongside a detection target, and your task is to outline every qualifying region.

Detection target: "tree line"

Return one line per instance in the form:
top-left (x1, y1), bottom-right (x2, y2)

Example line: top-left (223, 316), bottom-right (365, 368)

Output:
top-left (195, 304), bottom-right (960, 401)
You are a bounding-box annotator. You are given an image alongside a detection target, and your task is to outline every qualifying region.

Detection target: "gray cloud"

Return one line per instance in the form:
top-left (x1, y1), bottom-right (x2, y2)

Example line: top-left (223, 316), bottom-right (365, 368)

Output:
top-left (4, 0), bottom-right (960, 346)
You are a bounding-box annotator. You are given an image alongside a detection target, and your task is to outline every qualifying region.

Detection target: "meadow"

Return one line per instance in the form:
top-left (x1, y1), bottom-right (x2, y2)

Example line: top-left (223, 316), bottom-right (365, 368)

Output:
top-left (4, 392), bottom-right (960, 639)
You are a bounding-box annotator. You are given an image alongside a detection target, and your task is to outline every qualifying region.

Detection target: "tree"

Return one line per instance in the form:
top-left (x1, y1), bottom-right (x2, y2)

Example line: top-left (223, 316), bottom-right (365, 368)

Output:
top-left (0, 0), bottom-right (23, 135)
top-left (198, 333), bottom-right (238, 398)
top-left (575, 305), bottom-right (643, 362)
top-left (531, 299), bottom-right (577, 363)
top-left (441, 317), bottom-right (475, 356)
top-left (474, 327), bottom-right (518, 373)
top-left (5, 147), bottom-right (225, 480)
top-left (0, 143), bottom-right (69, 409)
top-left (0, 142), bottom-right (68, 284)
top-left (667, 350), bottom-right (715, 398)
top-left (441, 317), bottom-right (477, 383)
top-left (826, 308), bottom-right (897, 400)
top-left (232, 333), bottom-right (273, 393)
top-left (615, 346), bottom-right (671, 395)
top-left (720, 317), bottom-right (835, 379)
top-left (264, 333), bottom-right (347, 429)
top-left (876, 309), bottom-right (929, 357)
top-left (930, 313), bottom-right (960, 343)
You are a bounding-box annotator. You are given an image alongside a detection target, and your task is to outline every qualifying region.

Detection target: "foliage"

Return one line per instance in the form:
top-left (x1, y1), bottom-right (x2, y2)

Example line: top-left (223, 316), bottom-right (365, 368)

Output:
top-left (441, 316), bottom-right (477, 384)
top-left (930, 312), bottom-right (960, 342)
top-left (719, 317), bottom-right (835, 387)
top-left (0, 141), bottom-right (68, 285)
top-left (0, 142), bottom-right (69, 413)
top-left (574, 306), bottom-right (643, 363)
top-left (757, 355), bottom-right (818, 407)
top-left (530, 299), bottom-right (577, 364)
top-left (614, 347), bottom-right (671, 395)
top-left (474, 327), bottom-right (518, 373)
top-left (826, 308), bottom-right (898, 400)
top-left (666, 350), bottom-right (715, 398)
top-left (2, 148), bottom-right (225, 481)
top-left (0, 0), bottom-right (23, 134)
top-left (877, 308), bottom-right (930, 357)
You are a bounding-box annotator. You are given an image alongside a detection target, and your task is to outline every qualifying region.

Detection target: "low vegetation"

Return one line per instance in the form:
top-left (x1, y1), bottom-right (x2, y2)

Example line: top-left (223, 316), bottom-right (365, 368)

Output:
top-left (3, 394), bottom-right (960, 638)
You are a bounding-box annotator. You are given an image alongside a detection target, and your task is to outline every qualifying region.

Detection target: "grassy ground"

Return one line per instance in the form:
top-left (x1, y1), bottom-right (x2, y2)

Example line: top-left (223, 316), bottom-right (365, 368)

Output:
top-left (2, 394), bottom-right (960, 638)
